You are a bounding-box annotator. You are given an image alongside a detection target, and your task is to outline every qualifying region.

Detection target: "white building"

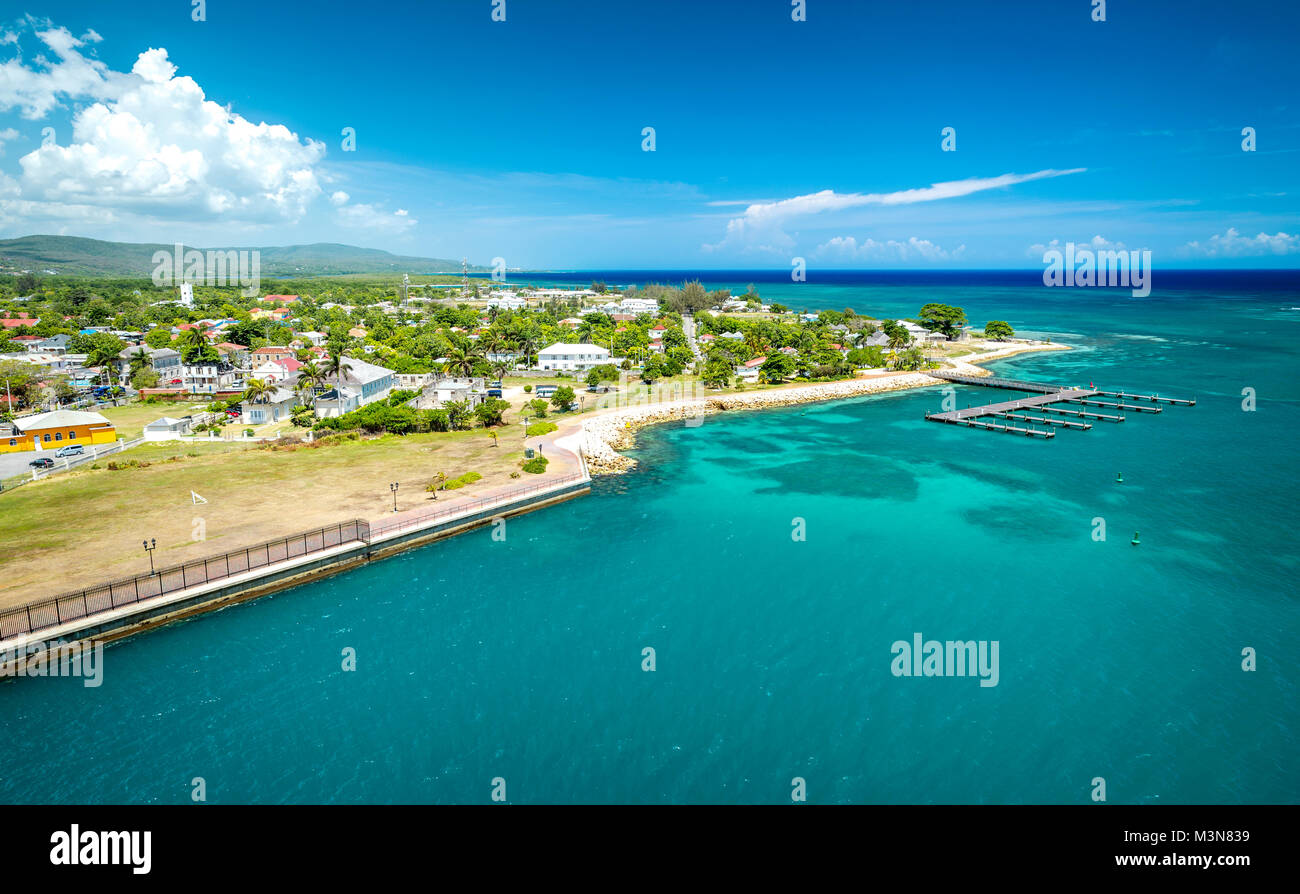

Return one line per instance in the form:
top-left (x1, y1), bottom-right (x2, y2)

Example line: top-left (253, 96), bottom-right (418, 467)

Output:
top-left (313, 356), bottom-right (395, 418)
top-left (487, 292), bottom-right (528, 310)
top-left (537, 343), bottom-right (612, 372)
top-left (620, 298), bottom-right (660, 314)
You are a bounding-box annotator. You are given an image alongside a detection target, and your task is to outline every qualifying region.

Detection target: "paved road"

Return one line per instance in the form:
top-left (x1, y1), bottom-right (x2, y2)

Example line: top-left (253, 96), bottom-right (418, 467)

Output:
top-left (0, 440), bottom-right (134, 483)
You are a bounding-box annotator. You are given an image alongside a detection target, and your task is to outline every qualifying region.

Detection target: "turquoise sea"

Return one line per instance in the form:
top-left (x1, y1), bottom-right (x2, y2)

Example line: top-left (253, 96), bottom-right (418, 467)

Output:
top-left (2, 273), bottom-right (1297, 804)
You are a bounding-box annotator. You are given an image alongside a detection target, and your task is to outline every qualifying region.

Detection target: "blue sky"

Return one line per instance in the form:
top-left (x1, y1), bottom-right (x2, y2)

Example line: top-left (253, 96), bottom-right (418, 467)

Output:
top-left (0, 0), bottom-right (1297, 268)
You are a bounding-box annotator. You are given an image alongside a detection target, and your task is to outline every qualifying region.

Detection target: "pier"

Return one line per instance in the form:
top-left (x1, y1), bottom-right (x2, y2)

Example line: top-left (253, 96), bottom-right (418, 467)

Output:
top-left (925, 371), bottom-right (1193, 441)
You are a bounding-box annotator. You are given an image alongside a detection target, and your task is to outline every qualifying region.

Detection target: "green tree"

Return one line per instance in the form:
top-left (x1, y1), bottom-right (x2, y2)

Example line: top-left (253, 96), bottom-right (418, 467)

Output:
top-left (473, 398), bottom-right (509, 427)
top-left (918, 303), bottom-right (966, 339)
top-left (759, 353), bottom-right (796, 384)
top-left (984, 320), bottom-right (1015, 340)
top-left (550, 385), bottom-right (576, 411)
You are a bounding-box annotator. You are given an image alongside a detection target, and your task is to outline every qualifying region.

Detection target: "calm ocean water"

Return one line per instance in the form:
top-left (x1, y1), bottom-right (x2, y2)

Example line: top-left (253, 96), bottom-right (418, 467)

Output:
top-left (2, 272), bottom-right (1297, 804)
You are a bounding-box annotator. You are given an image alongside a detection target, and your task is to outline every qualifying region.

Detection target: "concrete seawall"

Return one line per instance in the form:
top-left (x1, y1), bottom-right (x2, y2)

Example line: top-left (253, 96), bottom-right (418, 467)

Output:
top-left (0, 477), bottom-right (590, 674)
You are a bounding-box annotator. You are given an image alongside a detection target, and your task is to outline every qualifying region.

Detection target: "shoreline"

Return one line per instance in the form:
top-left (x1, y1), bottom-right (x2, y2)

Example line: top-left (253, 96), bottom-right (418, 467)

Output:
top-left (560, 341), bottom-right (1072, 475)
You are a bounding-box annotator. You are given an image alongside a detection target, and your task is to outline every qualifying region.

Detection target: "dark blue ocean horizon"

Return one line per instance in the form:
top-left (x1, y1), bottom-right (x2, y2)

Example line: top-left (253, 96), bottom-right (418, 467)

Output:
top-left (505, 268), bottom-right (1300, 292)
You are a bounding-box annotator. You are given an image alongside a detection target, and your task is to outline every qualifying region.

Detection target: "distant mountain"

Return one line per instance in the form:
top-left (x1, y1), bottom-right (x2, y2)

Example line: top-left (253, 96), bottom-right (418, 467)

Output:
top-left (0, 235), bottom-right (484, 277)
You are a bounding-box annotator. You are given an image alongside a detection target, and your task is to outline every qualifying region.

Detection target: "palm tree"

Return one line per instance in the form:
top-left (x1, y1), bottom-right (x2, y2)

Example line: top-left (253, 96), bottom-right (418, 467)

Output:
top-left (295, 361), bottom-right (323, 406)
top-left (443, 343), bottom-right (480, 378)
top-left (127, 347), bottom-right (151, 377)
top-left (241, 377), bottom-right (273, 413)
top-left (87, 344), bottom-right (122, 387)
top-left (515, 333), bottom-right (537, 369)
top-left (321, 351), bottom-right (352, 391)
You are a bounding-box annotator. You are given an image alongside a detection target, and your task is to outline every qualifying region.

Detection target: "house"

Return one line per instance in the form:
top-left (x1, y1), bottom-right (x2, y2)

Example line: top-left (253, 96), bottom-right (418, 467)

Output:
top-left (537, 343), bottom-right (612, 372)
top-left (394, 371), bottom-right (436, 390)
top-left (142, 416), bottom-right (193, 440)
top-left (242, 387), bottom-right (298, 424)
top-left (115, 345), bottom-right (182, 386)
top-left (1, 410), bottom-right (117, 453)
top-left (619, 298), bottom-right (659, 314)
top-left (718, 331), bottom-right (745, 341)
top-left (295, 330), bottom-right (328, 347)
top-left (487, 292), bottom-right (528, 310)
top-left (250, 346), bottom-right (297, 366)
top-left (557, 318), bottom-right (583, 329)
top-left (900, 321), bottom-right (947, 343)
top-left (12, 335), bottom-right (42, 350)
top-left (860, 331), bottom-right (890, 348)
top-left (249, 307), bottom-right (291, 322)
top-left (182, 361), bottom-right (241, 395)
top-left (262, 294), bottom-right (299, 304)
top-left (214, 342), bottom-right (250, 365)
top-left (251, 357), bottom-right (302, 383)
top-left (312, 356), bottom-right (395, 418)
top-left (35, 334), bottom-right (71, 354)
top-left (1, 315), bottom-right (38, 330)
top-left (408, 376), bottom-right (487, 411)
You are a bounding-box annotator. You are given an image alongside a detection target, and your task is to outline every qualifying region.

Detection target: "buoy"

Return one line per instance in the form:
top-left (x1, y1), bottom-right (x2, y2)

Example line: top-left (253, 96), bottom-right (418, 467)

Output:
top-left (1116, 473), bottom-right (1123, 483)
top-left (1131, 531), bottom-right (1141, 545)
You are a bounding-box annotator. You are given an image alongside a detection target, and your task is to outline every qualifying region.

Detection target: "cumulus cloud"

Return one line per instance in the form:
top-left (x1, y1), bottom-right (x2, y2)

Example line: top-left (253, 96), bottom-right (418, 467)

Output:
top-left (0, 20), bottom-right (126, 118)
top-left (704, 168), bottom-right (1086, 254)
top-left (329, 190), bottom-right (350, 206)
top-left (0, 19), bottom-right (358, 233)
top-left (1027, 234), bottom-right (1130, 257)
top-left (1179, 227), bottom-right (1300, 258)
top-left (0, 126), bottom-right (18, 155)
top-left (815, 235), bottom-right (966, 262)
top-left (15, 46), bottom-right (326, 222)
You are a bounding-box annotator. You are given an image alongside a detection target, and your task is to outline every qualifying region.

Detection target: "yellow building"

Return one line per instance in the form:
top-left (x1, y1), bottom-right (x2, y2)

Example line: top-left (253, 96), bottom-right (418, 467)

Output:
top-left (1, 410), bottom-right (118, 453)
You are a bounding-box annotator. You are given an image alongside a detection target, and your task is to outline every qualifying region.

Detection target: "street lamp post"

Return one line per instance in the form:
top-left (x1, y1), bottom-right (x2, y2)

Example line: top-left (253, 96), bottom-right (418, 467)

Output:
top-left (143, 538), bottom-right (157, 574)
top-left (390, 481), bottom-right (399, 513)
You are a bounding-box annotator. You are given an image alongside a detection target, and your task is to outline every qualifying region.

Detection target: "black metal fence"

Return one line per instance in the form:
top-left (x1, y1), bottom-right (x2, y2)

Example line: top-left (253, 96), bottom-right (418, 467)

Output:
top-left (0, 519), bottom-right (370, 640)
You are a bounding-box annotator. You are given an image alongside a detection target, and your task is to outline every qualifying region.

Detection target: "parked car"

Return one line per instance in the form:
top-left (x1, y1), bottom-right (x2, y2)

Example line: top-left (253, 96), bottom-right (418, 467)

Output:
top-left (29, 457), bottom-right (54, 469)
top-left (54, 445), bottom-right (85, 458)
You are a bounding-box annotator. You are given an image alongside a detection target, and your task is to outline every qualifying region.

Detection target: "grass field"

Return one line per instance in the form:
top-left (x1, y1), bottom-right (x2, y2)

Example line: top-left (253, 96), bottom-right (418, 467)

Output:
top-left (97, 401), bottom-right (217, 439)
top-left (0, 422), bottom-right (541, 608)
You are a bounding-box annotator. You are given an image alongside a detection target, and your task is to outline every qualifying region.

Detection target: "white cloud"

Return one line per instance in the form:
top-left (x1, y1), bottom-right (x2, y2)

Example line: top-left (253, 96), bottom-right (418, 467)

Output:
top-left (336, 201), bottom-right (418, 233)
top-left (1027, 234), bottom-right (1130, 257)
top-left (0, 21), bottom-right (127, 119)
top-left (815, 235), bottom-right (967, 263)
top-left (15, 46), bottom-right (326, 223)
top-left (0, 20), bottom-right (357, 235)
top-left (1179, 227), bottom-right (1300, 258)
top-left (705, 168), bottom-right (1086, 254)
top-left (329, 190), bottom-right (350, 205)
top-left (0, 126), bottom-right (19, 155)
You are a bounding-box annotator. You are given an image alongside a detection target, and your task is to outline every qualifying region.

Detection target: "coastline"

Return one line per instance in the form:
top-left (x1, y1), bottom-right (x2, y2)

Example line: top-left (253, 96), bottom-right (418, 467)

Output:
top-left (556, 341), bottom-right (1072, 475)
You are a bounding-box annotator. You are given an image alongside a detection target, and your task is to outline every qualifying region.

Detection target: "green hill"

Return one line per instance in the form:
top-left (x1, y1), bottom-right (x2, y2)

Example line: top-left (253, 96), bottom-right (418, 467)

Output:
top-left (0, 235), bottom-right (483, 277)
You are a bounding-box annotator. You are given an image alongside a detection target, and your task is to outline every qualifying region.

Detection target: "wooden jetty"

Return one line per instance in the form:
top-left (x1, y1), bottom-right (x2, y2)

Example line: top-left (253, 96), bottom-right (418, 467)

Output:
top-left (1096, 390), bottom-right (1195, 406)
top-left (924, 370), bottom-right (1193, 440)
top-left (1068, 398), bottom-right (1162, 413)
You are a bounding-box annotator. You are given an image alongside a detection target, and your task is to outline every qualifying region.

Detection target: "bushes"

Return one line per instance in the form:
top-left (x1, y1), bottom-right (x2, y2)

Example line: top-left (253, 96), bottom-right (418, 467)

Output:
top-left (521, 455), bottom-right (549, 474)
top-left (523, 384), bottom-right (533, 393)
top-left (526, 421), bottom-right (557, 437)
top-left (442, 471), bottom-right (483, 491)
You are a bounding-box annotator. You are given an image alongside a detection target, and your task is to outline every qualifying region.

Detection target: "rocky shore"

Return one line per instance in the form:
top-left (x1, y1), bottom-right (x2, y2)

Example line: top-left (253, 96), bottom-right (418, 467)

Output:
top-left (573, 341), bottom-right (1072, 475)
